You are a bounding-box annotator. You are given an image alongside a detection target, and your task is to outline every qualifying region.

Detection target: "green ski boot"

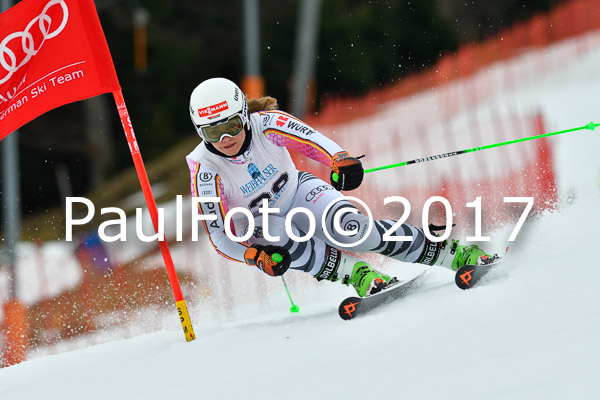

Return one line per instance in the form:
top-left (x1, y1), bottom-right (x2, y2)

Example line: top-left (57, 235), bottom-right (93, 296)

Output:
top-left (420, 238), bottom-right (495, 271)
top-left (313, 246), bottom-right (392, 297)
top-left (450, 241), bottom-right (495, 271)
top-left (346, 261), bottom-right (392, 297)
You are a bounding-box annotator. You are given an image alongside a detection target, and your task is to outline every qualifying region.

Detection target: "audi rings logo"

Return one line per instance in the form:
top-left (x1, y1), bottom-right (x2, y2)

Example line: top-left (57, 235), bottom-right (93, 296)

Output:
top-left (1, 0), bottom-right (69, 85)
top-left (305, 185), bottom-right (334, 202)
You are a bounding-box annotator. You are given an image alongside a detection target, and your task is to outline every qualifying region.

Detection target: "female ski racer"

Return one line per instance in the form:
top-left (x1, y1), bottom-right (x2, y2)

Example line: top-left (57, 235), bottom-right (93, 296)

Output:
top-left (186, 78), bottom-right (494, 297)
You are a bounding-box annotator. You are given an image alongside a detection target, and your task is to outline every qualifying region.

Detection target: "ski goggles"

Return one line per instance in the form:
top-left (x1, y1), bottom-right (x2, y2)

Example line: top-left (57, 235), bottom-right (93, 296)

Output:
top-left (199, 113), bottom-right (244, 143)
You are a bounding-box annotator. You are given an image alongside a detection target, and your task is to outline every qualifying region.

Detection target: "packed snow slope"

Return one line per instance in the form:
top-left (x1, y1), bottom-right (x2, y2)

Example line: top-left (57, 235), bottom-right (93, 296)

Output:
top-left (2, 37), bottom-right (600, 400)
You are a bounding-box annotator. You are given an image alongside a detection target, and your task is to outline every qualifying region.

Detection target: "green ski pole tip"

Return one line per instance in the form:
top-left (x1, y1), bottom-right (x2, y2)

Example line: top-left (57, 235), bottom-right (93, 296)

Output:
top-left (290, 305), bottom-right (300, 313)
top-left (585, 121), bottom-right (596, 131)
top-left (272, 253), bottom-right (283, 263)
top-left (332, 172), bottom-right (339, 182)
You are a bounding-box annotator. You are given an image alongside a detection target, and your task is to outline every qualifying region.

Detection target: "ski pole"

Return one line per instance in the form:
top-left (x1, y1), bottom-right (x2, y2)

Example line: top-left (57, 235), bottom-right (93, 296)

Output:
top-left (272, 253), bottom-right (300, 312)
top-left (331, 121), bottom-right (598, 181)
top-left (362, 121), bottom-right (598, 174)
top-left (281, 276), bottom-right (300, 313)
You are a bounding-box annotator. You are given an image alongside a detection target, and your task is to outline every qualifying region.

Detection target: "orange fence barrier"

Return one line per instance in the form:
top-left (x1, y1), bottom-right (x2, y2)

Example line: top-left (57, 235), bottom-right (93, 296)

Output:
top-left (323, 111), bottom-right (557, 237)
top-left (1, 300), bottom-right (28, 367)
top-left (305, 0), bottom-right (600, 128)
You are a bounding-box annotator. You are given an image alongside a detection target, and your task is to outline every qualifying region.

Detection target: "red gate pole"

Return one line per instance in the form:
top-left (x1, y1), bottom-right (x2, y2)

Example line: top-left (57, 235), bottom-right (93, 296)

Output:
top-left (112, 90), bottom-right (195, 342)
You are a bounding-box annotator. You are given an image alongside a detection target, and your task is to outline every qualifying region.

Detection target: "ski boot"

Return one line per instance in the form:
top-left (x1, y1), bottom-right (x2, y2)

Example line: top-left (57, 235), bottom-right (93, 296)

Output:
top-left (420, 238), bottom-right (496, 271)
top-left (345, 261), bottom-right (393, 297)
top-left (314, 246), bottom-right (392, 297)
top-left (449, 241), bottom-right (497, 270)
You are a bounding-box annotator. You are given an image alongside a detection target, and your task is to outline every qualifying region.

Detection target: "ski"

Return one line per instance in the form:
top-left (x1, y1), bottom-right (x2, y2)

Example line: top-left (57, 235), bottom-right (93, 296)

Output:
top-left (454, 247), bottom-right (509, 289)
top-left (455, 258), bottom-right (503, 289)
top-left (338, 271), bottom-right (426, 320)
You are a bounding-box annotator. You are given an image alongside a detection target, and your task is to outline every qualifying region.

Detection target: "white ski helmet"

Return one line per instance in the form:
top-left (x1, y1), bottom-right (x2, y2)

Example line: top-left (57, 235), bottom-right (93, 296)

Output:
top-left (189, 78), bottom-right (249, 142)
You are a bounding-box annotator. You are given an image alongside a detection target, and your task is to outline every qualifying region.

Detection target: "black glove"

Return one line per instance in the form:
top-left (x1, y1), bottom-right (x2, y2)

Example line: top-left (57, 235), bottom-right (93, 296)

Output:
top-left (244, 245), bottom-right (291, 277)
top-left (330, 151), bottom-right (364, 191)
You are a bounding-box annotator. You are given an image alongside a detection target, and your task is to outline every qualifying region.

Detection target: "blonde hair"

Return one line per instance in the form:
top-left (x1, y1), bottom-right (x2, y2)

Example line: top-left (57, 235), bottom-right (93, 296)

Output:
top-left (247, 96), bottom-right (279, 113)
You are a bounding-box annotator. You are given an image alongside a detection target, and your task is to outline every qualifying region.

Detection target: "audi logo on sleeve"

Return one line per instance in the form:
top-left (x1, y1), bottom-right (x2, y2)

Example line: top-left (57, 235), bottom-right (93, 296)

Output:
top-left (304, 185), bottom-right (334, 202)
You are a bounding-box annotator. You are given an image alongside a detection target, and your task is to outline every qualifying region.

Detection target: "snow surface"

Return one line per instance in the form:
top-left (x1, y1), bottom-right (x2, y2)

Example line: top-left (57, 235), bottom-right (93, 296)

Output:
top-left (2, 33), bottom-right (600, 400)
